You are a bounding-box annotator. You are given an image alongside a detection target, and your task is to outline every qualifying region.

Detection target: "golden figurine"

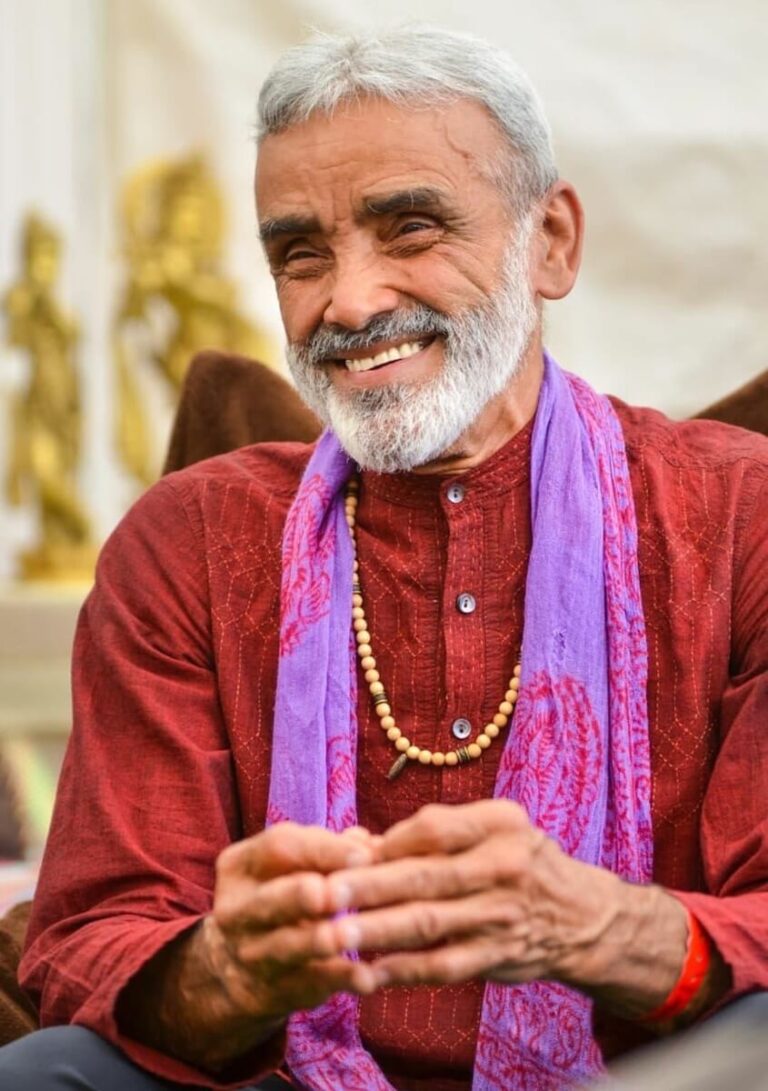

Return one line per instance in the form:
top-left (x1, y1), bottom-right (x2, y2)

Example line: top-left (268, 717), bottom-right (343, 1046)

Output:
top-left (2, 214), bottom-right (96, 582)
top-left (114, 154), bottom-right (276, 483)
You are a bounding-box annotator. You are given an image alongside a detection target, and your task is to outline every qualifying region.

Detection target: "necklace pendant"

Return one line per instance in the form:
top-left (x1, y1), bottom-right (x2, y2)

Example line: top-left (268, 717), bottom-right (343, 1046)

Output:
top-left (387, 753), bottom-right (409, 781)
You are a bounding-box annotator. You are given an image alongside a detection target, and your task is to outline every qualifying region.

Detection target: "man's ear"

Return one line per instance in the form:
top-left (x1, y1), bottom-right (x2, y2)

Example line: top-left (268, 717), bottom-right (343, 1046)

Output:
top-left (529, 181), bottom-right (584, 300)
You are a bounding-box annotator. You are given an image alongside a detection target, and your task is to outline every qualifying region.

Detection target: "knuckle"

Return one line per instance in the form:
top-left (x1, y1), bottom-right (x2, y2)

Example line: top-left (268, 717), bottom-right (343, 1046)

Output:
top-left (442, 856), bottom-right (469, 894)
top-left (262, 822), bottom-right (301, 866)
top-left (292, 873), bottom-right (327, 916)
top-left (415, 903), bottom-right (443, 943)
top-left (490, 848), bottom-right (525, 886)
top-left (408, 861), bottom-right (436, 898)
top-left (267, 922), bottom-right (312, 965)
top-left (415, 804), bottom-right (451, 848)
top-left (503, 800), bottom-right (528, 825)
top-left (212, 892), bottom-right (242, 932)
top-left (490, 891), bottom-right (524, 928)
top-left (231, 934), bottom-right (264, 967)
top-left (215, 841), bottom-right (242, 880)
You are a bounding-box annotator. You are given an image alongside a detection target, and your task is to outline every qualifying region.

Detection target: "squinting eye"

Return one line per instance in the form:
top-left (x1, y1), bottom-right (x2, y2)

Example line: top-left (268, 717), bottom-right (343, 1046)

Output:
top-left (285, 248), bottom-right (318, 262)
top-left (398, 221), bottom-right (432, 235)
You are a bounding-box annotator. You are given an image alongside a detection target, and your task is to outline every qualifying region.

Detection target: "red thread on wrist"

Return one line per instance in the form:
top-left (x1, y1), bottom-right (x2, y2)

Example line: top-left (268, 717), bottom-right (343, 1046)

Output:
top-left (640, 909), bottom-right (711, 1023)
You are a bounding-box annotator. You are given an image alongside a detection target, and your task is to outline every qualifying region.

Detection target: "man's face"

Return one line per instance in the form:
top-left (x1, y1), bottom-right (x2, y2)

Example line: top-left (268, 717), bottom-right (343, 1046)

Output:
top-left (256, 96), bottom-right (539, 471)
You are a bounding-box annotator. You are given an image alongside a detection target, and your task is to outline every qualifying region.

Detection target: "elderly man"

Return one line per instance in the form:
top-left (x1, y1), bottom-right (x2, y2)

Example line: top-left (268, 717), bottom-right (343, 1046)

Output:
top-left (2, 24), bottom-right (767, 1091)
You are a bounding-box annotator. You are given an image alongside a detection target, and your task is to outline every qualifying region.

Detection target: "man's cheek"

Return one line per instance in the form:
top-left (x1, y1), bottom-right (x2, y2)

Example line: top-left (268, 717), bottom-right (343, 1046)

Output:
top-left (278, 281), bottom-right (327, 342)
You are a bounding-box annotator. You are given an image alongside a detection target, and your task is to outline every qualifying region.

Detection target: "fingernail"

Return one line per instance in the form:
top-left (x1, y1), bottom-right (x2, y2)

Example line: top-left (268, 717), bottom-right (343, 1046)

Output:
top-left (340, 920), bottom-right (361, 953)
top-left (331, 881), bottom-right (353, 910)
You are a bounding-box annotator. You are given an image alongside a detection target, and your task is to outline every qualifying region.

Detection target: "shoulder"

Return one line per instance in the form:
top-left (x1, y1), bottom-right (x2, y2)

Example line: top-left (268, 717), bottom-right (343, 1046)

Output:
top-left (94, 441), bottom-right (316, 626)
top-left (102, 440), bottom-right (315, 571)
top-left (151, 440), bottom-right (315, 536)
top-left (610, 398), bottom-right (768, 568)
top-left (612, 397), bottom-right (768, 521)
top-left (610, 397), bottom-right (768, 475)
top-left (162, 440), bottom-right (316, 501)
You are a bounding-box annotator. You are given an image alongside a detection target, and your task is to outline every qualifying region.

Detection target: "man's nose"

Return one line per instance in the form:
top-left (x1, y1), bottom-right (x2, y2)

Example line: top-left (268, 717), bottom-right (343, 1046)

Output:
top-left (322, 254), bottom-right (400, 331)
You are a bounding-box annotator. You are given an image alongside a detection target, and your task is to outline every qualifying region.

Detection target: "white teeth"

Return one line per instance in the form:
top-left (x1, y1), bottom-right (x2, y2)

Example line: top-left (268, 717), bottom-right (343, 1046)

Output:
top-left (344, 340), bottom-right (425, 372)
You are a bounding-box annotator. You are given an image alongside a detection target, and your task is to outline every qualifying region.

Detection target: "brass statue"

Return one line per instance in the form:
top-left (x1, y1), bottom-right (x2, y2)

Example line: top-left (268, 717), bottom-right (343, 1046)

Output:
top-left (114, 154), bottom-right (276, 483)
top-left (2, 214), bottom-right (96, 582)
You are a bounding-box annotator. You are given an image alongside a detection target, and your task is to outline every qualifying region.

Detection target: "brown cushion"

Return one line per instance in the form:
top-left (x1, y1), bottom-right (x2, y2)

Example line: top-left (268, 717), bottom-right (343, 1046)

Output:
top-left (695, 369), bottom-right (768, 436)
top-left (0, 901), bottom-right (36, 1045)
top-left (162, 350), bottom-right (321, 474)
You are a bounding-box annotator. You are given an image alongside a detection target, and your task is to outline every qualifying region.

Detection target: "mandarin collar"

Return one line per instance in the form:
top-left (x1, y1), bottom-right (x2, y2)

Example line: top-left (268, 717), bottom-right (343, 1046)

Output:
top-left (360, 418), bottom-right (533, 509)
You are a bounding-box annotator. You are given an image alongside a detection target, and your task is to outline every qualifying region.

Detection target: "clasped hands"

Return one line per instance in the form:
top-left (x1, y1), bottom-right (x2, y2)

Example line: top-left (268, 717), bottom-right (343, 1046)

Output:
top-left (206, 800), bottom-right (688, 1024)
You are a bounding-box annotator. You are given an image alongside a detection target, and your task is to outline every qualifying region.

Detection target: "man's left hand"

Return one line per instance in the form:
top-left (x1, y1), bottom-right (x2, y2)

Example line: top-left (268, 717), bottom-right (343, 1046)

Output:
top-left (321, 800), bottom-right (690, 1017)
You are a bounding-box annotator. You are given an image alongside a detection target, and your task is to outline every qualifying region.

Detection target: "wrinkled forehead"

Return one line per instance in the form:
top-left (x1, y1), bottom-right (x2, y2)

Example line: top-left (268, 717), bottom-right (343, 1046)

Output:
top-left (255, 96), bottom-right (511, 225)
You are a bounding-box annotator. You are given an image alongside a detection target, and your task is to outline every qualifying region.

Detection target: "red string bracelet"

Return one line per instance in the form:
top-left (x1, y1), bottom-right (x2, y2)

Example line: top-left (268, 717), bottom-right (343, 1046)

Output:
top-left (640, 909), bottom-right (712, 1023)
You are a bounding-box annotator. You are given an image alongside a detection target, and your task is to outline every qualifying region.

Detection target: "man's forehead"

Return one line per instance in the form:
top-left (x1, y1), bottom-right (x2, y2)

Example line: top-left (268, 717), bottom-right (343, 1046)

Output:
top-left (255, 96), bottom-right (505, 224)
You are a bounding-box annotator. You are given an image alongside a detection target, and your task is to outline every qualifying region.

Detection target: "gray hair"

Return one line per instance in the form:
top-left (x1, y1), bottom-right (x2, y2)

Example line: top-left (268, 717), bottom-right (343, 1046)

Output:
top-left (256, 25), bottom-right (558, 208)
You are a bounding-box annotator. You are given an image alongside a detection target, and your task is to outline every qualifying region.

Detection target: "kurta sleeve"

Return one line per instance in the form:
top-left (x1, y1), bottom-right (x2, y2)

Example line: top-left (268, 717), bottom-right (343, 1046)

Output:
top-left (672, 472), bottom-right (768, 998)
top-left (18, 478), bottom-right (284, 1088)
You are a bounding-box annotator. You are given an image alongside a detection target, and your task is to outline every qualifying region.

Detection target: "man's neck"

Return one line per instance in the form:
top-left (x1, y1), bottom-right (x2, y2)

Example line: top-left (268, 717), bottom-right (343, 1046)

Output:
top-left (411, 339), bottom-right (544, 476)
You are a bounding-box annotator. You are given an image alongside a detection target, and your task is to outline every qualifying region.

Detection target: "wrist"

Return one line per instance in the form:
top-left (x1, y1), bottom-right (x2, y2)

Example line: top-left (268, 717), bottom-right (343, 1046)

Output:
top-left (638, 908), bottom-right (712, 1024)
top-left (556, 877), bottom-right (690, 1018)
top-left (202, 915), bottom-right (286, 1027)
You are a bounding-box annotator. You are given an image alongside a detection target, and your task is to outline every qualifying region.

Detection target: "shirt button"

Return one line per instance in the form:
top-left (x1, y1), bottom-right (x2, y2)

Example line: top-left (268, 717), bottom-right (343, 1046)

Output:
top-left (456, 592), bottom-right (477, 615)
top-left (451, 718), bottom-right (472, 740)
top-left (446, 483), bottom-right (465, 504)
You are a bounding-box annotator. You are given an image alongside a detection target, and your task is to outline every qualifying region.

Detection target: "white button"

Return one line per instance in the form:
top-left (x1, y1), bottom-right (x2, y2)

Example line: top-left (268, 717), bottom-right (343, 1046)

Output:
top-left (456, 592), bottom-right (476, 614)
top-left (446, 483), bottom-right (465, 504)
top-left (451, 718), bottom-right (472, 740)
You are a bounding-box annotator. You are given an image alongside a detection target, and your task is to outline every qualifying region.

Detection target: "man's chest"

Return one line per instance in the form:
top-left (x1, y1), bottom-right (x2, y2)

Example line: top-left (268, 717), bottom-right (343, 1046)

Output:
top-left (204, 456), bottom-right (736, 888)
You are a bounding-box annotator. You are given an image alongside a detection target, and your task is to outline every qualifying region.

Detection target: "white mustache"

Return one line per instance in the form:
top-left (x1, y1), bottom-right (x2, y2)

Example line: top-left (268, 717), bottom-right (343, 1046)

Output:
top-left (296, 307), bottom-right (451, 366)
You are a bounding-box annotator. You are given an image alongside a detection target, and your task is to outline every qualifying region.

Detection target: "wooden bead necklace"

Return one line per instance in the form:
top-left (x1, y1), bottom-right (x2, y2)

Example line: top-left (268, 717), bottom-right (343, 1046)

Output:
top-left (344, 477), bottom-right (522, 781)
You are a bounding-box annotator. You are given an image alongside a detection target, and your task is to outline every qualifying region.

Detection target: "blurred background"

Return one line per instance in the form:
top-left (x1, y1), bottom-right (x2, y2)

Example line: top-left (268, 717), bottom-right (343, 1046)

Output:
top-left (0, 0), bottom-right (766, 874)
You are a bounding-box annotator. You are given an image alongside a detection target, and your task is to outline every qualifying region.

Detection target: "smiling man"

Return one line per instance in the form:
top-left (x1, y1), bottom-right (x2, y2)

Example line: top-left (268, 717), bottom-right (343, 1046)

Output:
top-left (4, 24), bottom-right (768, 1091)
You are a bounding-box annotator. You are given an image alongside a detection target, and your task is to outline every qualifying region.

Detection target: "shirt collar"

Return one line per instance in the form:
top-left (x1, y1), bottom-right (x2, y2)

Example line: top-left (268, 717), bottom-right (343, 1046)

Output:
top-left (361, 418), bottom-right (533, 509)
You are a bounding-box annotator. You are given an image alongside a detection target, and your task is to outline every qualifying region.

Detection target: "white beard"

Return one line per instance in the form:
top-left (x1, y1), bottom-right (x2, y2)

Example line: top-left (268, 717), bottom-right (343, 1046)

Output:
top-left (286, 219), bottom-right (538, 473)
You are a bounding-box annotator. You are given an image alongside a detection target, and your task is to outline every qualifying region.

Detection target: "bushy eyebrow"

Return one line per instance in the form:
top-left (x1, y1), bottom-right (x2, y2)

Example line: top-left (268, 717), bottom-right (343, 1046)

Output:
top-left (259, 214), bottom-right (321, 244)
top-left (362, 187), bottom-right (452, 217)
top-left (259, 186), bottom-right (452, 246)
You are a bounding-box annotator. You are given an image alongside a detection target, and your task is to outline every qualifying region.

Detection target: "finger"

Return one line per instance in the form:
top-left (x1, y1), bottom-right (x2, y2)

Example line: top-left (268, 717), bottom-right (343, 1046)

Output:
top-left (230, 914), bottom-right (357, 967)
top-left (237, 953), bottom-right (384, 1017)
top-left (218, 822), bottom-right (376, 882)
top-left (317, 891), bottom-right (525, 955)
top-left (327, 836), bottom-right (533, 912)
top-left (290, 955), bottom-right (382, 1005)
top-left (371, 939), bottom-right (502, 988)
top-left (215, 870), bottom-right (340, 932)
top-left (379, 800), bottom-right (531, 861)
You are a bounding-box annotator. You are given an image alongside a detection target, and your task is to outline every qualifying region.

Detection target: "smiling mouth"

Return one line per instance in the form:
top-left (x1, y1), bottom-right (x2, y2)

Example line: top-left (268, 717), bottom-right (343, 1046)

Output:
top-left (340, 338), bottom-right (433, 373)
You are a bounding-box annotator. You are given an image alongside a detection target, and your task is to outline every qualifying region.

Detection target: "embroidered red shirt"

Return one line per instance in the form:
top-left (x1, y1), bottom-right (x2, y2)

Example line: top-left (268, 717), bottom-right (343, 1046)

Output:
top-left (20, 400), bottom-right (768, 1090)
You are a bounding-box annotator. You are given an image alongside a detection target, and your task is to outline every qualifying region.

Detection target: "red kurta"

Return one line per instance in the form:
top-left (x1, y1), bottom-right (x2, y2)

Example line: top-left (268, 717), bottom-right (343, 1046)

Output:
top-left (19, 399), bottom-right (768, 1090)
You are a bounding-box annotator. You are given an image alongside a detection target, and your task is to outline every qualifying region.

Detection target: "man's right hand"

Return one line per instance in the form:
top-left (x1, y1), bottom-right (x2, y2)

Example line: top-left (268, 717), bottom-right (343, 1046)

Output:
top-left (204, 822), bottom-right (381, 1021)
top-left (118, 822), bottom-right (379, 1073)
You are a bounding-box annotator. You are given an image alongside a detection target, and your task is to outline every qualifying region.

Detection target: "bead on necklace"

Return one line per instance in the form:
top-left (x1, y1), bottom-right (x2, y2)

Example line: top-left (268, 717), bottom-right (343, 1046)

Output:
top-left (345, 476), bottom-right (521, 781)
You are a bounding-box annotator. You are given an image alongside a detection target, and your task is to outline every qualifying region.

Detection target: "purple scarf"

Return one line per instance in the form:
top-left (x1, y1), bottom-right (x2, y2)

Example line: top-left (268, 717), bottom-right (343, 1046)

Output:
top-left (267, 353), bottom-right (653, 1090)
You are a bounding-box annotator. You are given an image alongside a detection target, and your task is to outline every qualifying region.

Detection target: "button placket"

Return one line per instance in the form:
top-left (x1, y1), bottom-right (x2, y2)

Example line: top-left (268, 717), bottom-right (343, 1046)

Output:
top-left (440, 485), bottom-right (486, 802)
